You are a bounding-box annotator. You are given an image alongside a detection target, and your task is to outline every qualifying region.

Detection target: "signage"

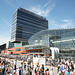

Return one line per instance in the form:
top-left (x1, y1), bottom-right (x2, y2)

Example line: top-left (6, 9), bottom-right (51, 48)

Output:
top-left (21, 52), bottom-right (27, 54)
top-left (33, 57), bottom-right (46, 66)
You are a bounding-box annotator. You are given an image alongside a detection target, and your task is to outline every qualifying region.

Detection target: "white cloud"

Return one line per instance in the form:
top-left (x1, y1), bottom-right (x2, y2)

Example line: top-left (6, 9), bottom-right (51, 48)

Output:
top-left (63, 19), bottom-right (69, 22)
top-left (30, 8), bottom-right (51, 17)
top-left (0, 36), bottom-right (10, 45)
top-left (63, 19), bottom-right (72, 22)
top-left (49, 19), bottom-right (75, 29)
top-left (42, 0), bottom-right (52, 9)
top-left (30, 0), bottom-right (56, 17)
top-left (4, 0), bottom-right (56, 17)
top-left (61, 19), bottom-right (74, 28)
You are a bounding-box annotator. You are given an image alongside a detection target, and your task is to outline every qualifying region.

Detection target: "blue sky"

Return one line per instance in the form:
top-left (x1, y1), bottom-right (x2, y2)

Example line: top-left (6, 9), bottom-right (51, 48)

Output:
top-left (0, 0), bottom-right (75, 45)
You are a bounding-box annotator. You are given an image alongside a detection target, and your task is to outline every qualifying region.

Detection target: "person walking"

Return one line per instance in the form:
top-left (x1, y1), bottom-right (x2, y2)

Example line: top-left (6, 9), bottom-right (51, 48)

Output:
top-left (41, 64), bottom-right (44, 75)
top-left (28, 65), bottom-right (32, 75)
top-left (19, 67), bottom-right (21, 75)
top-left (10, 65), bottom-right (13, 75)
top-left (1, 63), bottom-right (5, 75)
top-left (50, 68), bottom-right (54, 75)
top-left (60, 64), bottom-right (64, 72)
top-left (24, 63), bottom-right (26, 70)
top-left (14, 59), bottom-right (17, 71)
top-left (45, 68), bottom-right (50, 75)
top-left (65, 69), bottom-right (70, 75)
top-left (0, 63), bottom-right (2, 75)
top-left (70, 69), bottom-right (74, 75)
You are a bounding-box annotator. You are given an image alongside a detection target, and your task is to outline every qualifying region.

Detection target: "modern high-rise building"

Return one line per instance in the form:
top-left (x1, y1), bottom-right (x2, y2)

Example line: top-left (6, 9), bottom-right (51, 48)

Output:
top-left (11, 7), bottom-right (48, 43)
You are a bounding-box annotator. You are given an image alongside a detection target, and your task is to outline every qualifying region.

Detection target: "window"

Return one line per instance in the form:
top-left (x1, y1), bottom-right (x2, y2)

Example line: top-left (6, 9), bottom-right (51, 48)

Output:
top-left (16, 48), bottom-right (21, 51)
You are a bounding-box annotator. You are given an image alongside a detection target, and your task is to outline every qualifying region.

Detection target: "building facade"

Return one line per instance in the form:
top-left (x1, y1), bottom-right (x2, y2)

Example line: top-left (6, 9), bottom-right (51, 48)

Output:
top-left (28, 28), bottom-right (75, 50)
top-left (28, 28), bottom-right (75, 58)
top-left (0, 41), bottom-right (14, 52)
top-left (0, 44), bottom-right (6, 52)
top-left (2, 28), bottom-right (75, 59)
top-left (11, 7), bottom-right (48, 42)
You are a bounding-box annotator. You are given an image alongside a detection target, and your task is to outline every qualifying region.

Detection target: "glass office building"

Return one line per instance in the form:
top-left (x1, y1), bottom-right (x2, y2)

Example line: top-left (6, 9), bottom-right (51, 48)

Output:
top-left (11, 8), bottom-right (48, 42)
top-left (28, 28), bottom-right (75, 58)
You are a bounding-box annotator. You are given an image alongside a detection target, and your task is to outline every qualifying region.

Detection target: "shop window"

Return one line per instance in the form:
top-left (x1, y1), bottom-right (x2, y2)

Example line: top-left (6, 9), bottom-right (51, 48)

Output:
top-left (16, 48), bottom-right (21, 51)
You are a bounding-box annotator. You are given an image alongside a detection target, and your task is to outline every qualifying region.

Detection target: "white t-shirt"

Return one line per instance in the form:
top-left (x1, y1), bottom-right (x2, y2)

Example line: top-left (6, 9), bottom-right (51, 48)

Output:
top-left (50, 71), bottom-right (54, 75)
top-left (16, 69), bottom-right (19, 75)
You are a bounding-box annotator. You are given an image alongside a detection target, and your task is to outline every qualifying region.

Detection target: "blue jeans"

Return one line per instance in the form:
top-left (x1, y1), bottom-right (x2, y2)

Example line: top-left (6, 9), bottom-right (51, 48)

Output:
top-left (1, 69), bottom-right (3, 75)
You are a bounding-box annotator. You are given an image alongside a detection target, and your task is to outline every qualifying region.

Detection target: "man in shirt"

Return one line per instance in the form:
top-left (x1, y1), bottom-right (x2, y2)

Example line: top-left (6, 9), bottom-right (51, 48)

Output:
top-left (50, 68), bottom-right (54, 75)
top-left (65, 70), bottom-right (70, 75)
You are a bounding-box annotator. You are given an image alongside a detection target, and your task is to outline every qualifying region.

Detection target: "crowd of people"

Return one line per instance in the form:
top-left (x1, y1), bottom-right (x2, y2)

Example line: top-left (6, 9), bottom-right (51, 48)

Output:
top-left (58, 59), bottom-right (75, 75)
top-left (0, 57), bottom-right (54, 75)
top-left (0, 58), bottom-right (17, 75)
top-left (0, 55), bottom-right (75, 75)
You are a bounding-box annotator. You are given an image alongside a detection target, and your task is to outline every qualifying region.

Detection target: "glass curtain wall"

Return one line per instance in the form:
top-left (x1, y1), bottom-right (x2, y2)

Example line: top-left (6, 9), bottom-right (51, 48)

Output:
top-left (28, 28), bottom-right (75, 51)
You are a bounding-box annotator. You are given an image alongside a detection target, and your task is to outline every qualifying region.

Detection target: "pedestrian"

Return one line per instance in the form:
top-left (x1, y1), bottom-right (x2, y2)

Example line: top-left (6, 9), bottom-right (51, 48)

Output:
top-left (45, 68), bottom-right (49, 75)
top-left (60, 64), bottom-right (63, 72)
top-left (26, 68), bottom-right (30, 75)
top-left (13, 70), bottom-right (16, 75)
top-left (28, 65), bottom-right (32, 75)
top-left (7, 63), bottom-right (10, 74)
top-left (68, 61), bottom-right (72, 72)
top-left (50, 68), bottom-right (54, 75)
top-left (3, 63), bottom-right (5, 75)
top-left (14, 59), bottom-right (17, 71)
top-left (21, 62), bottom-right (23, 74)
top-left (0, 63), bottom-right (2, 75)
top-left (24, 63), bottom-right (26, 70)
top-left (71, 63), bottom-right (74, 70)
top-left (10, 65), bottom-right (13, 75)
top-left (1, 63), bottom-right (5, 75)
top-left (70, 69), bottom-right (74, 75)
top-left (35, 65), bottom-right (39, 74)
top-left (65, 69), bottom-right (69, 75)
top-left (35, 65), bottom-right (40, 75)
top-left (19, 67), bottom-right (21, 75)
top-left (41, 64), bottom-right (44, 75)
top-left (31, 62), bottom-right (34, 70)
top-left (36, 69), bottom-right (40, 75)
